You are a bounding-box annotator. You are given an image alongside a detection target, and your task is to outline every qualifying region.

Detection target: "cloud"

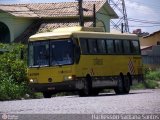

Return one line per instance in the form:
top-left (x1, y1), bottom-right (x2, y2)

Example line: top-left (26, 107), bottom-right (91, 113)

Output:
top-left (125, 0), bottom-right (158, 20)
top-left (124, 0), bottom-right (159, 32)
top-left (19, 0), bottom-right (32, 3)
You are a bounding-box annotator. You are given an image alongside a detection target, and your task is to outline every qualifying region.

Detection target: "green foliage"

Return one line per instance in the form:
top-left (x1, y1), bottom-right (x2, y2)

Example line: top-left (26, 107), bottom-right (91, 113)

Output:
top-left (143, 65), bottom-right (151, 79)
top-left (144, 69), bottom-right (160, 89)
top-left (0, 43), bottom-right (29, 100)
top-left (131, 83), bottom-right (145, 90)
top-left (146, 70), bottom-right (160, 81)
top-left (0, 79), bottom-right (29, 101)
top-left (144, 80), bottom-right (159, 89)
top-left (132, 67), bottom-right (160, 89)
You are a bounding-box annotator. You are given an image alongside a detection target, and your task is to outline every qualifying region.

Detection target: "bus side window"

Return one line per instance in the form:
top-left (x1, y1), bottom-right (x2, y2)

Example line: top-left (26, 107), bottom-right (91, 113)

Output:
top-left (106, 40), bottom-right (114, 54)
top-left (123, 40), bottom-right (131, 54)
top-left (80, 39), bottom-right (89, 54)
top-left (97, 39), bottom-right (107, 54)
top-left (131, 40), bottom-right (140, 54)
top-left (88, 39), bottom-right (98, 54)
top-left (115, 40), bottom-right (123, 54)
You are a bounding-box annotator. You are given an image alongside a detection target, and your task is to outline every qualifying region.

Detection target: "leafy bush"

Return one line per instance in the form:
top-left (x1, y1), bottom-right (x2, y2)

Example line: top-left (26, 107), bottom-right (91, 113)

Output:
top-left (131, 83), bottom-right (145, 90)
top-left (0, 79), bottom-right (29, 101)
top-left (132, 67), bottom-right (160, 89)
top-left (144, 79), bottom-right (159, 89)
top-left (144, 70), bottom-right (160, 89)
top-left (146, 70), bottom-right (160, 81)
top-left (0, 43), bottom-right (29, 100)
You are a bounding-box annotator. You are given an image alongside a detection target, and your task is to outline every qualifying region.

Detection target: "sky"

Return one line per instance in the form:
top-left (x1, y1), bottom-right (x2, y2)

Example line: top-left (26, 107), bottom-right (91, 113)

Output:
top-left (0, 0), bottom-right (160, 34)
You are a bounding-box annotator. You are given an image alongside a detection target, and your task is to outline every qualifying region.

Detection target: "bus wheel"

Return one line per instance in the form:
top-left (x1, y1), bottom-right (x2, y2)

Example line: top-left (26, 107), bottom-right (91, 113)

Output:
top-left (43, 92), bottom-right (52, 98)
top-left (114, 75), bottom-right (124, 94)
top-left (79, 75), bottom-right (92, 97)
top-left (123, 76), bottom-right (130, 94)
top-left (91, 89), bottom-right (99, 96)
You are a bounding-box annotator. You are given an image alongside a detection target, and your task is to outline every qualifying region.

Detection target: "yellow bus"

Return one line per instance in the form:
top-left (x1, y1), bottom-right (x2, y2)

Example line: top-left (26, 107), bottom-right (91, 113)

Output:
top-left (28, 26), bottom-right (143, 98)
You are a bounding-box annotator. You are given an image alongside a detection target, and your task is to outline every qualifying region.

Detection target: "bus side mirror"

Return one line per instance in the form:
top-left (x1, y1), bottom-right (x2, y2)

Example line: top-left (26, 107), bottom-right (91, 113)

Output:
top-left (75, 46), bottom-right (81, 64)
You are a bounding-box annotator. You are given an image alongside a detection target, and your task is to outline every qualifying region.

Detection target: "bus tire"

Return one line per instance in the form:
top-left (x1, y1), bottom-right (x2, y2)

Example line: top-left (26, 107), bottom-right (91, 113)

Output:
top-left (43, 92), bottom-right (52, 98)
top-left (91, 89), bottom-right (99, 96)
top-left (79, 75), bottom-right (92, 97)
top-left (123, 76), bottom-right (130, 94)
top-left (114, 74), bottom-right (124, 94)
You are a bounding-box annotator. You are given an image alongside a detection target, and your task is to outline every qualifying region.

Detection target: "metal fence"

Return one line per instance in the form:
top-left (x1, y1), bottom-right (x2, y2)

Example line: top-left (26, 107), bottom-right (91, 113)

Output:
top-left (142, 45), bottom-right (160, 66)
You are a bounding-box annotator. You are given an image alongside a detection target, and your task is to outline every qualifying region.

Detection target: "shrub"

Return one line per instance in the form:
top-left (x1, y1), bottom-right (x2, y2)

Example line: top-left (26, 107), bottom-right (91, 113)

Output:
top-left (131, 83), bottom-right (145, 90)
top-left (146, 71), bottom-right (160, 81)
top-left (0, 79), bottom-right (29, 101)
top-left (132, 66), bottom-right (160, 89)
top-left (144, 79), bottom-right (159, 89)
top-left (144, 69), bottom-right (160, 89)
top-left (0, 43), bottom-right (27, 83)
top-left (0, 43), bottom-right (29, 100)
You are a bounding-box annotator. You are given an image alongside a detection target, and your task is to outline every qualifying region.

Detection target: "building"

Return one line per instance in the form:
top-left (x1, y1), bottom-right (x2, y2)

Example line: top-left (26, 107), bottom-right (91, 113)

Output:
top-left (0, 1), bottom-right (118, 43)
top-left (132, 29), bottom-right (149, 37)
top-left (140, 30), bottom-right (160, 68)
top-left (140, 30), bottom-right (160, 46)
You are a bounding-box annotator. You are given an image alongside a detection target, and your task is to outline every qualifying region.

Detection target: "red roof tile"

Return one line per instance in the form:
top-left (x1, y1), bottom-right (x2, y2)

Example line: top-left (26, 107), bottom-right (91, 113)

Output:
top-left (38, 21), bottom-right (93, 33)
top-left (0, 1), bottom-right (110, 18)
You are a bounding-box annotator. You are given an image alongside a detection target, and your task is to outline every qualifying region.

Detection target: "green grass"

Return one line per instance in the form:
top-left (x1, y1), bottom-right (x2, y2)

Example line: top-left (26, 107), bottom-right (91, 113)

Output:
top-left (146, 71), bottom-right (160, 81)
top-left (144, 80), bottom-right (159, 89)
top-left (0, 80), bottom-right (29, 101)
top-left (131, 83), bottom-right (146, 90)
top-left (132, 69), bottom-right (160, 90)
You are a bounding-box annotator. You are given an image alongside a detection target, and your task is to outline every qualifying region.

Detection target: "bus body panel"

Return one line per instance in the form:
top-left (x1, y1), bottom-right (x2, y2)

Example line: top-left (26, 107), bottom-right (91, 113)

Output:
top-left (27, 26), bottom-right (143, 95)
top-left (28, 65), bottom-right (75, 83)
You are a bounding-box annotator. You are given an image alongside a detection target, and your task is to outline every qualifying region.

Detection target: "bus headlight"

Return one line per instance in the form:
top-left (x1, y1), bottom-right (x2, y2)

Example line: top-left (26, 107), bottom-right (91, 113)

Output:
top-left (64, 75), bottom-right (76, 81)
top-left (29, 79), bottom-right (37, 83)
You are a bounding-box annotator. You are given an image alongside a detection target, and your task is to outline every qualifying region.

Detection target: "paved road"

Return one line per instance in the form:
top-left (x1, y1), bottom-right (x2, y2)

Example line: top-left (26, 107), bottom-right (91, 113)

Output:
top-left (0, 89), bottom-right (160, 120)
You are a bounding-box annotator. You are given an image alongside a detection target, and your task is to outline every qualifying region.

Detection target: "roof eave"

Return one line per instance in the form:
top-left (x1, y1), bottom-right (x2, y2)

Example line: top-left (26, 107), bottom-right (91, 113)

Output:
top-left (10, 15), bottom-right (92, 20)
top-left (103, 2), bottom-right (118, 19)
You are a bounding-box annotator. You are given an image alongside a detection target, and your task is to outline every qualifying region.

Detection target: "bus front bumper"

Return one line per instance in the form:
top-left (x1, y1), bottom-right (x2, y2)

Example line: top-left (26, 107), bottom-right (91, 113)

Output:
top-left (29, 80), bottom-right (84, 92)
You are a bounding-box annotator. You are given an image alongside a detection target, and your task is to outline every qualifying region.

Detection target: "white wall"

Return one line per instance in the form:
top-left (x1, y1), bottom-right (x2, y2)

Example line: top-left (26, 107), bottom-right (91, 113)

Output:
top-left (96, 7), bottom-right (111, 32)
top-left (0, 12), bottom-right (33, 42)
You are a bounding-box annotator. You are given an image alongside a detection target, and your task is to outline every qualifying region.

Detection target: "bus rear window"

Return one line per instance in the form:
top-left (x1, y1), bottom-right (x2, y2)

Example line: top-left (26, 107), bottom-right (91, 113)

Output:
top-left (131, 41), bottom-right (140, 54)
top-left (123, 40), bottom-right (131, 54)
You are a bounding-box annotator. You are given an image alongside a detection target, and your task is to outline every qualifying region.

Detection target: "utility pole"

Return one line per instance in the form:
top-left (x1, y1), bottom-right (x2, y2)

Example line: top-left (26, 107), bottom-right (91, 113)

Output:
top-left (121, 23), bottom-right (123, 33)
top-left (78, 0), bottom-right (84, 26)
top-left (122, 0), bottom-right (129, 32)
top-left (93, 4), bottom-right (96, 27)
top-left (108, 0), bottom-right (129, 33)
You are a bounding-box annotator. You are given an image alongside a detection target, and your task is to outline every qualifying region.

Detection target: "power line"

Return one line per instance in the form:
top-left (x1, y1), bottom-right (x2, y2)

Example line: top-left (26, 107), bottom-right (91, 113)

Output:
top-left (128, 18), bottom-right (160, 24)
top-left (129, 25), bottom-right (160, 27)
top-left (114, 17), bottom-right (160, 24)
top-left (101, 11), bottom-right (160, 25)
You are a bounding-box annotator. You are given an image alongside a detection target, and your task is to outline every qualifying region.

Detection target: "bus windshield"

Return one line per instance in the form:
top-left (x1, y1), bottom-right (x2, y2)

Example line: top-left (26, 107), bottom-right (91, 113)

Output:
top-left (28, 39), bottom-right (74, 67)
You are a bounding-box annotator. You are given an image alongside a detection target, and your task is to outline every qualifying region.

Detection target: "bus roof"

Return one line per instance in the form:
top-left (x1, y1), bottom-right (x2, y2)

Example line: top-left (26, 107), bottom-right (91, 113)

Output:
top-left (29, 32), bottom-right (72, 41)
top-left (29, 26), bottom-right (138, 41)
top-left (73, 31), bottom-right (138, 40)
